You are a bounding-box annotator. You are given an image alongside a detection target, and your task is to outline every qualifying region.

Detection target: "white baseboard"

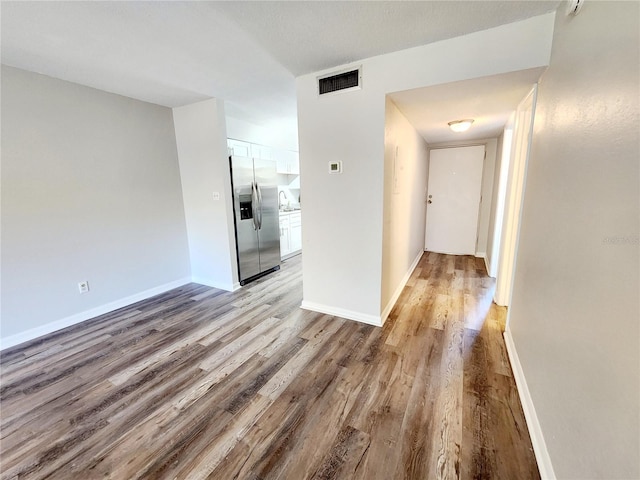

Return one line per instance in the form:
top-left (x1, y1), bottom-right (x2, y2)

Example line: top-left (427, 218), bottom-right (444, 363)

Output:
top-left (481, 254), bottom-right (492, 277)
top-left (380, 250), bottom-right (424, 326)
top-left (191, 276), bottom-right (241, 292)
top-left (503, 328), bottom-right (556, 480)
top-left (0, 277), bottom-right (192, 351)
top-left (281, 250), bottom-right (301, 261)
top-left (426, 248), bottom-right (481, 256)
top-left (300, 301), bottom-right (382, 327)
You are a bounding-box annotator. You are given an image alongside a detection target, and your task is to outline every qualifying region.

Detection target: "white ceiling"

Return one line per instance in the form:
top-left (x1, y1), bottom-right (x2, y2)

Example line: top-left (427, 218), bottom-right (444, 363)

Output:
top-left (389, 68), bottom-right (547, 144)
top-left (1, 1), bottom-right (561, 137)
top-left (212, 1), bottom-right (561, 76)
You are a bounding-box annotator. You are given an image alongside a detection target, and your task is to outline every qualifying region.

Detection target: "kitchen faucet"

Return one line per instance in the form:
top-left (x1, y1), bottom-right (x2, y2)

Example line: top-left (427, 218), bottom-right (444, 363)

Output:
top-left (278, 191), bottom-right (287, 208)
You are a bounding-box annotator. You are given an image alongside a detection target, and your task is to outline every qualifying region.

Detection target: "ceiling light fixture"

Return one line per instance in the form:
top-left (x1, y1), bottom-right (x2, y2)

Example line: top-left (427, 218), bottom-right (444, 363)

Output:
top-left (448, 119), bottom-right (474, 133)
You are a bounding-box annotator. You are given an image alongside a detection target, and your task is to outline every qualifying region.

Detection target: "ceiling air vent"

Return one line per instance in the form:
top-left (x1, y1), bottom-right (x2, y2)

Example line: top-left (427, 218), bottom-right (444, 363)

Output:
top-left (318, 67), bottom-right (362, 96)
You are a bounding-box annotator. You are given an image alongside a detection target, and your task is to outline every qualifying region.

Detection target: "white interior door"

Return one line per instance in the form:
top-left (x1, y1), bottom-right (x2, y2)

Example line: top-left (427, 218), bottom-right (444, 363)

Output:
top-left (425, 145), bottom-right (485, 255)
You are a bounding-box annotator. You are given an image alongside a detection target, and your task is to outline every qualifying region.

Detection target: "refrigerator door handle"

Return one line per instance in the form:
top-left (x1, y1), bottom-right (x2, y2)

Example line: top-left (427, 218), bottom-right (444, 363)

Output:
top-left (251, 182), bottom-right (259, 230)
top-left (256, 182), bottom-right (263, 229)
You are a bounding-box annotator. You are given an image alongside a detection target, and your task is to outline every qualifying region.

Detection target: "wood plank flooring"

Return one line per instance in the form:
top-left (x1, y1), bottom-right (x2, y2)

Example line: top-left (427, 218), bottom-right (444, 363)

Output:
top-left (0, 252), bottom-right (540, 479)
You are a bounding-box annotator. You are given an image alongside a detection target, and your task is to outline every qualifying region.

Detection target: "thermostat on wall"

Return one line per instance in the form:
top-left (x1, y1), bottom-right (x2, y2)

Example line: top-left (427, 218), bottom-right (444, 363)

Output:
top-left (329, 161), bottom-right (342, 174)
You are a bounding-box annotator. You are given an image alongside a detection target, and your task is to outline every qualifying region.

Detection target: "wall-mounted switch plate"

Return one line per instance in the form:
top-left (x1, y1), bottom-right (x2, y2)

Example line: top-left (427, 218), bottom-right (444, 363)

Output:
top-left (78, 281), bottom-right (89, 294)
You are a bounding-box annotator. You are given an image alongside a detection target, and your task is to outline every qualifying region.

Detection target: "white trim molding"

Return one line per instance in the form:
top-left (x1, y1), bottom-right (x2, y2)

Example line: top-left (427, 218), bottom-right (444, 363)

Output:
top-left (473, 251), bottom-right (491, 277)
top-left (481, 254), bottom-right (492, 278)
top-left (503, 328), bottom-right (556, 480)
top-left (380, 251), bottom-right (424, 325)
top-left (300, 301), bottom-right (382, 327)
top-left (191, 276), bottom-right (241, 292)
top-left (0, 277), bottom-right (192, 351)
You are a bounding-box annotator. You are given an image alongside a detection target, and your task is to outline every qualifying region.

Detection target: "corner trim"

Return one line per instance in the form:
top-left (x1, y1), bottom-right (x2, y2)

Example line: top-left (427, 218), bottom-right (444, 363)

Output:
top-left (380, 250), bottom-right (423, 325)
top-left (300, 301), bottom-right (382, 327)
top-left (0, 277), bottom-right (192, 351)
top-left (503, 328), bottom-right (556, 480)
top-left (480, 254), bottom-right (491, 278)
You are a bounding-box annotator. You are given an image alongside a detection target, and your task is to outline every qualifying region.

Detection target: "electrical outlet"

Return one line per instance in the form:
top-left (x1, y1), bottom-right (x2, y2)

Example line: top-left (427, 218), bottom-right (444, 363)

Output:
top-left (212, 192), bottom-right (220, 200)
top-left (78, 281), bottom-right (89, 294)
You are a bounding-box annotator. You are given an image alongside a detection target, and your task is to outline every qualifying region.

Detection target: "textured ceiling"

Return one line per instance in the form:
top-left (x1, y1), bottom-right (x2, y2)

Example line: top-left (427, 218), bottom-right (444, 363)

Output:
top-left (1, 1), bottom-right (561, 135)
top-left (389, 68), bottom-right (547, 144)
top-left (0, 1), bottom-right (297, 125)
top-left (213, 1), bottom-right (561, 76)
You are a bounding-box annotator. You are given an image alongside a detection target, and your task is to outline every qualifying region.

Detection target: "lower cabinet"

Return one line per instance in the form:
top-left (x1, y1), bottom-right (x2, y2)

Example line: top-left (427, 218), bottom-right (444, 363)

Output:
top-left (279, 211), bottom-right (301, 258)
top-left (279, 215), bottom-right (291, 256)
top-left (289, 213), bottom-right (302, 252)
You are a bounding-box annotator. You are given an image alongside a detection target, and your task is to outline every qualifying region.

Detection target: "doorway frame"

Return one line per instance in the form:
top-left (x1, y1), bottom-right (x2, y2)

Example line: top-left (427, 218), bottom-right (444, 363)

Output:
top-left (494, 85), bottom-right (538, 316)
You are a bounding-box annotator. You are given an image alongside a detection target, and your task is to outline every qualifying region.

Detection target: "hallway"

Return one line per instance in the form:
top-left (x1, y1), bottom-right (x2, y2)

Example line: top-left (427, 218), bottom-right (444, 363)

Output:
top-left (0, 252), bottom-right (539, 479)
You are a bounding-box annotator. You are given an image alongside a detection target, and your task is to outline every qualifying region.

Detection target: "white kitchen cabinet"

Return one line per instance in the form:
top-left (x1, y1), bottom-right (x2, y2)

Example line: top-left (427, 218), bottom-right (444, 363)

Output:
top-left (289, 212), bottom-right (302, 252)
top-left (227, 139), bottom-right (251, 158)
top-left (228, 139), bottom-right (277, 161)
top-left (276, 150), bottom-right (300, 175)
top-left (279, 210), bottom-right (301, 259)
top-left (252, 143), bottom-right (274, 160)
top-left (229, 140), bottom-right (298, 173)
top-left (279, 215), bottom-right (291, 257)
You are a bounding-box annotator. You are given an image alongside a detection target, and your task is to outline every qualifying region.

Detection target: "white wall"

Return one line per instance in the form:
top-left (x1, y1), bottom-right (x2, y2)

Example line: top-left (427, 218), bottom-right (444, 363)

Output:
top-left (507, 2), bottom-right (639, 478)
top-left (173, 99), bottom-right (239, 291)
top-left (297, 75), bottom-right (385, 324)
top-left (296, 13), bottom-right (555, 323)
top-left (381, 98), bottom-right (429, 319)
top-left (1, 66), bottom-right (191, 345)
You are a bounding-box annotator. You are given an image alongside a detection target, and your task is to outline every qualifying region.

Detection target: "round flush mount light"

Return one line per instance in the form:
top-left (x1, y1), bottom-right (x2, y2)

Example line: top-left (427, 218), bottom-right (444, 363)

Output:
top-left (448, 119), bottom-right (474, 133)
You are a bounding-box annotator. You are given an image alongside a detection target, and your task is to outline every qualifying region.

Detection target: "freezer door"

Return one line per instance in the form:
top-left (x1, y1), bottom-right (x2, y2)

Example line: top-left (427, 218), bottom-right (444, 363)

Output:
top-left (230, 156), bottom-right (260, 281)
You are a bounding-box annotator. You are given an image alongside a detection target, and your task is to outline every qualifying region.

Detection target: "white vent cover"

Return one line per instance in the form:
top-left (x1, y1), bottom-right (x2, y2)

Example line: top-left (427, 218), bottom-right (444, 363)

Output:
top-left (318, 67), bottom-right (362, 96)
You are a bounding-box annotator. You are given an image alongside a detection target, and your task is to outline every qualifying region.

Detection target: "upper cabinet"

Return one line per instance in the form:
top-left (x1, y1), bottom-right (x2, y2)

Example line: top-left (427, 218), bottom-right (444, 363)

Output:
top-left (276, 149), bottom-right (300, 175)
top-left (228, 139), bottom-right (299, 176)
top-left (251, 143), bottom-right (274, 161)
top-left (227, 139), bottom-right (251, 158)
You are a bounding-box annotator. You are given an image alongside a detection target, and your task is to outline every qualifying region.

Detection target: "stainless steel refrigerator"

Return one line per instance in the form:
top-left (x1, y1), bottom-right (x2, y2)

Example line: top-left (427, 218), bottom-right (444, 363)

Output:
top-left (229, 155), bottom-right (281, 285)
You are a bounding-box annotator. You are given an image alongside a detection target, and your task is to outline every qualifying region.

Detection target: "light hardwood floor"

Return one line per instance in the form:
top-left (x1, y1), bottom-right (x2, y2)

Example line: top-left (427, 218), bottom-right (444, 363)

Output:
top-left (0, 252), bottom-right (539, 479)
